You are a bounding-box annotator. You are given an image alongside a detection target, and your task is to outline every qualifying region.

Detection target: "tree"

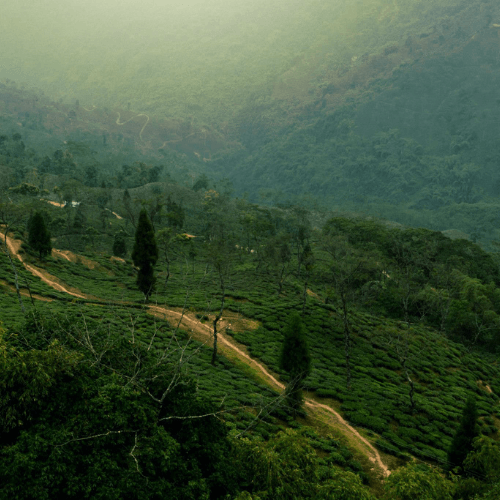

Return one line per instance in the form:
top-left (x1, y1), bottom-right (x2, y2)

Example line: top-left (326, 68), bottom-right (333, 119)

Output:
top-left (0, 311), bottom-right (239, 499)
top-left (166, 196), bottom-right (185, 230)
top-left (457, 437), bottom-right (500, 499)
top-left (262, 233), bottom-right (292, 294)
top-left (72, 204), bottom-right (87, 233)
top-left (0, 203), bottom-right (28, 314)
top-left (157, 228), bottom-right (189, 288)
top-left (279, 313), bottom-right (311, 412)
top-left (322, 233), bottom-right (373, 388)
top-left (464, 437), bottom-right (500, 485)
top-left (301, 242), bottom-right (315, 314)
top-left (122, 189), bottom-right (136, 227)
top-left (384, 463), bottom-right (455, 500)
top-left (205, 239), bottom-right (234, 365)
top-left (132, 209), bottom-right (158, 299)
top-left (112, 231), bottom-right (127, 258)
top-left (192, 173), bottom-right (209, 192)
top-left (233, 429), bottom-right (375, 500)
top-left (448, 396), bottom-right (480, 473)
top-left (28, 212), bottom-right (52, 259)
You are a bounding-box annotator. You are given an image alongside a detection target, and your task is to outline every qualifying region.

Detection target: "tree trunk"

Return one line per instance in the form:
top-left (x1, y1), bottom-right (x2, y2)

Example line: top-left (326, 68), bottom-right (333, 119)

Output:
top-left (402, 358), bottom-right (415, 411)
top-left (211, 276), bottom-right (225, 366)
top-left (341, 290), bottom-right (351, 388)
top-left (297, 242), bottom-right (302, 277)
top-left (302, 278), bottom-right (308, 315)
top-left (164, 254), bottom-right (170, 287)
top-left (2, 234), bottom-right (26, 314)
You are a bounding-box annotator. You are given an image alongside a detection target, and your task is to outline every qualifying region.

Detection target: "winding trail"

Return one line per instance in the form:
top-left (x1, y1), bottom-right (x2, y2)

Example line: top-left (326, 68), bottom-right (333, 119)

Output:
top-left (0, 232), bottom-right (93, 300)
top-left (1, 232), bottom-right (390, 478)
top-left (148, 306), bottom-right (391, 478)
top-left (158, 132), bottom-right (196, 149)
top-left (115, 111), bottom-right (150, 142)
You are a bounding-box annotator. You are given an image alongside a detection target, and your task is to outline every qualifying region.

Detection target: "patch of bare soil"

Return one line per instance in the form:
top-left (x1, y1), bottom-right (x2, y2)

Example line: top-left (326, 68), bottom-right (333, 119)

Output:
top-left (478, 380), bottom-right (494, 394)
top-left (110, 256), bottom-right (126, 264)
top-left (41, 199), bottom-right (65, 208)
top-left (52, 248), bottom-right (108, 274)
top-left (147, 305), bottom-right (391, 478)
top-left (0, 230), bottom-right (22, 259)
top-left (52, 249), bottom-right (73, 262)
top-left (105, 208), bottom-right (123, 219)
top-left (306, 288), bottom-right (322, 300)
top-left (23, 262), bottom-right (93, 300)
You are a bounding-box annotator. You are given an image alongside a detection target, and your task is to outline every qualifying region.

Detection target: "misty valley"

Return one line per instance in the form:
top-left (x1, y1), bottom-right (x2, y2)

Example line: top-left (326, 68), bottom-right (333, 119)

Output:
top-left (1, 0), bottom-right (500, 498)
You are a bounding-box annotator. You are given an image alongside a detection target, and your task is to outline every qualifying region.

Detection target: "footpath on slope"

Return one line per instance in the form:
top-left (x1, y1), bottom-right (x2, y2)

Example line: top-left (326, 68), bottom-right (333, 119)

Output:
top-left (0, 232), bottom-right (96, 300)
top-left (149, 306), bottom-right (391, 478)
top-left (1, 232), bottom-right (390, 478)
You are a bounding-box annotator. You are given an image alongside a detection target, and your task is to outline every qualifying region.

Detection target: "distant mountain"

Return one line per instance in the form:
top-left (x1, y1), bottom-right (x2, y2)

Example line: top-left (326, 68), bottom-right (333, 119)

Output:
top-left (2, 0), bottom-right (500, 240)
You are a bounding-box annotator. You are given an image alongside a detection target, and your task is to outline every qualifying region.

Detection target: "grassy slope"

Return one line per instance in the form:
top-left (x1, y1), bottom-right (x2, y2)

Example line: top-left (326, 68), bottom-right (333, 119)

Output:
top-left (1, 228), bottom-right (499, 472)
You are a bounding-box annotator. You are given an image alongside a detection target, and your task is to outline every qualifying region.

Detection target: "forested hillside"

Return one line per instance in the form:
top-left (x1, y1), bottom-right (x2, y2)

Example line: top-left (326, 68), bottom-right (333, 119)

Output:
top-left (2, 0), bottom-right (500, 497)
top-left (2, 0), bottom-right (500, 241)
top-left (2, 130), bottom-right (500, 496)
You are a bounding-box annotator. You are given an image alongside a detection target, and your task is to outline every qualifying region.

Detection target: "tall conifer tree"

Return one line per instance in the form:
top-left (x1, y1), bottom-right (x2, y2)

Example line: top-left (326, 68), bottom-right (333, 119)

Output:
top-left (448, 396), bottom-right (480, 473)
top-left (28, 212), bottom-right (52, 259)
top-left (279, 313), bottom-right (311, 412)
top-left (132, 209), bottom-right (158, 299)
top-left (113, 231), bottom-right (127, 257)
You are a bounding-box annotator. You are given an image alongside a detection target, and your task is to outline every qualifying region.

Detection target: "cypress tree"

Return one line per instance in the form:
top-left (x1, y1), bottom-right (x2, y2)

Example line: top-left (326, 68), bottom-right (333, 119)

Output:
top-left (132, 209), bottom-right (158, 299)
top-left (112, 231), bottom-right (127, 257)
top-left (28, 212), bottom-right (52, 259)
top-left (448, 396), bottom-right (480, 473)
top-left (279, 313), bottom-right (312, 412)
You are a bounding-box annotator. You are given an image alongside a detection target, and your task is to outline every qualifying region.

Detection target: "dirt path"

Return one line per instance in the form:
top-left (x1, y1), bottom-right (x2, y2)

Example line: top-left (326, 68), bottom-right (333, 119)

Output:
top-left (148, 306), bottom-right (391, 478)
top-left (1, 232), bottom-right (94, 300)
top-left (1, 232), bottom-right (390, 477)
top-left (105, 208), bottom-right (123, 220)
top-left (115, 111), bottom-right (150, 142)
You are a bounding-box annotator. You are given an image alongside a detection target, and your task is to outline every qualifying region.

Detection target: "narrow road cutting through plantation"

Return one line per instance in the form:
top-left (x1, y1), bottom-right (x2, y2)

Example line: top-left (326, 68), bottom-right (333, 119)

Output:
top-left (1, 232), bottom-right (95, 300)
top-left (148, 306), bottom-right (391, 478)
top-left (1, 231), bottom-right (390, 478)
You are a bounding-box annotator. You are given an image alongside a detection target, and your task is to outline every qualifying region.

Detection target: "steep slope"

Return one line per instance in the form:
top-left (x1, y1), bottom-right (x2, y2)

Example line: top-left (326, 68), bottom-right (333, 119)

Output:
top-left (0, 228), bottom-right (391, 479)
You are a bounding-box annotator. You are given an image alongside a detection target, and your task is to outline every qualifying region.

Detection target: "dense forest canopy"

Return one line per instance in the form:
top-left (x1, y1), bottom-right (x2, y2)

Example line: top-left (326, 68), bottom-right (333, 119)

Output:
top-left (1, 0), bottom-right (500, 241)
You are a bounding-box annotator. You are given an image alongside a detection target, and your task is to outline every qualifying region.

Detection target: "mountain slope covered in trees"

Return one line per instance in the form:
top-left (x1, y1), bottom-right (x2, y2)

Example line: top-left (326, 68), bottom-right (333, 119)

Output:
top-left (2, 0), bottom-right (500, 242)
top-left (2, 152), bottom-right (500, 496)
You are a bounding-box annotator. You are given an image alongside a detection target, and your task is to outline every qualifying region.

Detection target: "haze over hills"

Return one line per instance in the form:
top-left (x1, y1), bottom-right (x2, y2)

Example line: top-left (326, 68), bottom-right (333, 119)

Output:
top-left (3, 1), bottom-right (500, 497)
top-left (1, 0), bottom-right (500, 240)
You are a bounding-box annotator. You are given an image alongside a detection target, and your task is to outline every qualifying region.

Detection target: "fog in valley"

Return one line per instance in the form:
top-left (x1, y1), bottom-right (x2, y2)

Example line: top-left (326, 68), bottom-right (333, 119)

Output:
top-left (3, 3), bottom-right (500, 498)
top-left (1, 0), bottom-right (500, 240)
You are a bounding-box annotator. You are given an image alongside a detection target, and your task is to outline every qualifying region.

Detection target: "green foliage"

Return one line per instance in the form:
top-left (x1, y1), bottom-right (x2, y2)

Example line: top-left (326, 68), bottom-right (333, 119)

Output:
top-left (132, 209), bottom-right (158, 298)
top-left (279, 313), bottom-right (311, 379)
top-left (3, 137), bottom-right (500, 498)
top-left (463, 437), bottom-right (500, 485)
top-left (232, 428), bottom-right (375, 500)
top-left (0, 326), bottom-right (81, 435)
top-left (9, 183), bottom-right (39, 196)
top-left (448, 396), bottom-right (480, 473)
top-left (0, 312), bottom-right (240, 499)
top-left (279, 313), bottom-right (311, 411)
top-left (166, 196), bottom-right (185, 230)
top-left (384, 463), bottom-right (455, 500)
top-left (112, 230), bottom-right (127, 258)
top-left (27, 211), bottom-right (52, 259)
